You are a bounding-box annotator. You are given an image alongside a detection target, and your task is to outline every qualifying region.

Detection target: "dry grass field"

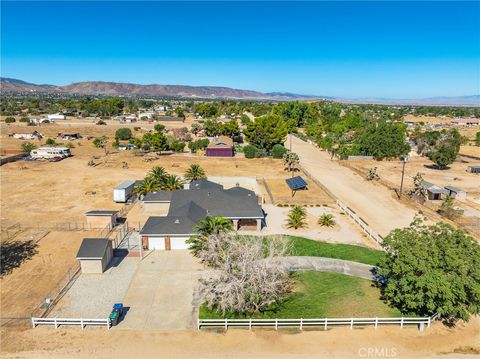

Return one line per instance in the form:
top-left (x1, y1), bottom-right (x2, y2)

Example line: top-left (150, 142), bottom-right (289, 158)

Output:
top-left (264, 178), bottom-right (334, 206)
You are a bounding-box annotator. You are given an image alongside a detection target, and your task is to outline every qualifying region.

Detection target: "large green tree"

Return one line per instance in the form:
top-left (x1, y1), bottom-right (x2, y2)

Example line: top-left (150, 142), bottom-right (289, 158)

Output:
top-left (244, 114), bottom-right (288, 152)
top-left (377, 218), bottom-right (480, 321)
top-left (356, 121), bottom-right (410, 159)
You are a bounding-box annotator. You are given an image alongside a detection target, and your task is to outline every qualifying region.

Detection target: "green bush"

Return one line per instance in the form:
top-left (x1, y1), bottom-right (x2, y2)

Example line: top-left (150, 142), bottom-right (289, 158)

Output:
top-left (243, 145), bottom-right (258, 159)
top-left (5, 117), bottom-right (16, 123)
top-left (271, 144), bottom-right (287, 159)
top-left (115, 127), bottom-right (132, 140)
top-left (19, 116), bottom-right (30, 123)
top-left (96, 120), bottom-right (107, 125)
top-left (170, 141), bottom-right (185, 152)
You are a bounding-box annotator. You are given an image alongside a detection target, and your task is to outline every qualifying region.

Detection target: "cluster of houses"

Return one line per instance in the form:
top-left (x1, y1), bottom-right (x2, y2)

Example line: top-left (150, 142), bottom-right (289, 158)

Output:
top-left (420, 180), bottom-right (467, 201)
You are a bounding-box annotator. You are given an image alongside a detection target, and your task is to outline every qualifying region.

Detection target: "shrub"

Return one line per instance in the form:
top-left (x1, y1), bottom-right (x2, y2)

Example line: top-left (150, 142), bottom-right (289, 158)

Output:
top-left (318, 213), bottom-right (336, 227)
top-left (133, 126), bottom-right (141, 131)
top-left (170, 141), bottom-right (185, 152)
top-left (96, 120), bottom-right (107, 125)
top-left (21, 142), bottom-right (37, 153)
top-left (115, 127), bottom-right (132, 140)
top-left (19, 116), bottom-right (30, 123)
top-left (45, 138), bottom-right (57, 146)
top-left (5, 117), bottom-right (16, 123)
top-left (271, 144), bottom-right (287, 159)
top-left (243, 145), bottom-right (258, 159)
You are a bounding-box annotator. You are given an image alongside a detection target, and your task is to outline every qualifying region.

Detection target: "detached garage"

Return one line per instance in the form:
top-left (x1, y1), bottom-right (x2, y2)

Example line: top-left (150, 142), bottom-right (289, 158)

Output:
top-left (140, 215), bottom-right (198, 251)
top-left (76, 238), bottom-right (113, 274)
top-left (147, 236), bottom-right (191, 250)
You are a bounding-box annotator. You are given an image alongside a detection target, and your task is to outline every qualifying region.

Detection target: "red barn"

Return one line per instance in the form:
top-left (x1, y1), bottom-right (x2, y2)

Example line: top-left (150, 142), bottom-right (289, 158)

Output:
top-left (206, 136), bottom-right (234, 157)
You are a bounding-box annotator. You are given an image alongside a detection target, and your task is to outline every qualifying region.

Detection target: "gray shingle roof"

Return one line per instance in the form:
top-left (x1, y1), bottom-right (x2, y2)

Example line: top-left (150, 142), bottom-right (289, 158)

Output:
top-left (143, 191), bottom-right (173, 202)
top-left (189, 179), bottom-right (224, 190)
top-left (76, 238), bottom-right (111, 259)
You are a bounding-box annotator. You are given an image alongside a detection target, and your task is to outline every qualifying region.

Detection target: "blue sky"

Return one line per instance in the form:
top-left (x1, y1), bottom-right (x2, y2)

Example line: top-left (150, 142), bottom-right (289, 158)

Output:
top-left (1, 1), bottom-right (479, 98)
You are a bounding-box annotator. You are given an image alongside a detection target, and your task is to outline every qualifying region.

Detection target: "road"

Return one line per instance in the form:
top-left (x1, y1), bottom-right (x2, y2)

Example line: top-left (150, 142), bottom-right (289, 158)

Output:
top-left (289, 135), bottom-right (417, 237)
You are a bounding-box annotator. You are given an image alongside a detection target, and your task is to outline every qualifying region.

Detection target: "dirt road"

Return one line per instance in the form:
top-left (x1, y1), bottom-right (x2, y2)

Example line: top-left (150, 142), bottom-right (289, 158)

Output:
top-left (289, 135), bottom-right (418, 236)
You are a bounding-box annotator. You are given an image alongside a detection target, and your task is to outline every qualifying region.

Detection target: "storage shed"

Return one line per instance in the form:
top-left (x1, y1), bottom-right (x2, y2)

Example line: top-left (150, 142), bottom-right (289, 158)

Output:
top-left (467, 165), bottom-right (480, 174)
top-left (206, 136), bottom-right (234, 157)
top-left (444, 186), bottom-right (467, 200)
top-left (76, 238), bottom-right (113, 274)
top-left (85, 210), bottom-right (117, 229)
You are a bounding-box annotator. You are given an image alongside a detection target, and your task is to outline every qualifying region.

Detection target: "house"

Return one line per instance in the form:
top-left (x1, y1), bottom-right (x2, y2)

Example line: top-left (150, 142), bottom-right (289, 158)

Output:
top-left (30, 118), bottom-right (50, 124)
top-left (85, 210), bottom-right (118, 229)
top-left (10, 131), bottom-right (43, 140)
top-left (47, 114), bottom-right (67, 121)
top-left (76, 238), bottom-right (113, 274)
top-left (451, 118), bottom-right (480, 126)
top-left (467, 165), bottom-right (480, 174)
top-left (421, 181), bottom-right (447, 201)
top-left (138, 112), bottom-right (156, 119)
top-left (140, 179), bottom-right (264, 250)
top-left (58, 133), bottom-right (81, 140)
top-left (444, 186), bottom-right (467, 200)
top-left (206, 136), bottom-right (234, 157)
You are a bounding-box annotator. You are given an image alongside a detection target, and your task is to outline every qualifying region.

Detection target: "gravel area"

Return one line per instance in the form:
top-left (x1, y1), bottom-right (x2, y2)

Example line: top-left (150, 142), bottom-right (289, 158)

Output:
top-left (49, 257), bottom-right (139, 318)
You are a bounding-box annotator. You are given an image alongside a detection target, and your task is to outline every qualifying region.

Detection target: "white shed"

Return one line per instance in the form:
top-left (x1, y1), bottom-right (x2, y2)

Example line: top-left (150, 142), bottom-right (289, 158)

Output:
top-left (444, 186), bottom-right (467, 201)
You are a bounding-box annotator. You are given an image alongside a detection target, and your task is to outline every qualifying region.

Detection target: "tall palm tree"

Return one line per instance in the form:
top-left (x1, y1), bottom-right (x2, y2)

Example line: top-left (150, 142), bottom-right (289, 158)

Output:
top-left (193, 216), bottom-right (233, 237)
top-left (160, 174), bottom-right (185, 191)
top-left (133, 176), bottom-right (160, 196)
top-left (184, 164), bottom-right (206, 182)
top-left (148, 166), bottom-right (167, 184)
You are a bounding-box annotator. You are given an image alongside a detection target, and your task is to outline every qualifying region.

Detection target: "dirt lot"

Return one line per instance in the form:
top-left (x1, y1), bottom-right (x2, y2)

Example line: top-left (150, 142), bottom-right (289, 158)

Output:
top-left (1, 317), bottom-right (478, 358)
top-left (264, 177), bottom-right (335, 206)
top-left (0, 230), bottom-right (99, 318)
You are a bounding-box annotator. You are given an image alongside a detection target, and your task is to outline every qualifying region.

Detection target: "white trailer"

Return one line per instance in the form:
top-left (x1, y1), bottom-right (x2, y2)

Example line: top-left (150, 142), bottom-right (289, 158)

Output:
top-left (47, 114), bottom-right (67, 121)
top-left (30, 147), bottom-right (71, 159)
top-left (113, 180), bottom-right (136, 203)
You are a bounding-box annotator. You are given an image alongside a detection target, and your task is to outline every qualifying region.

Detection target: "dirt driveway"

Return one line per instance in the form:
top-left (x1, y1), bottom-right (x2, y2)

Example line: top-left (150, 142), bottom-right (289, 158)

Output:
top-left (289, 135), bottom-right (418, 236)
top-left (119, 250), bottom-right (203, 330)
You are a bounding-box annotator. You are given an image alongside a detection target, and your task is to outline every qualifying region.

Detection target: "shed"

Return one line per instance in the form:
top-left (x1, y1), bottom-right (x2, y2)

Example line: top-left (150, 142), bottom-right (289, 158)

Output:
top-left (444, 186), bottom-right (467, 200)
top-left (85, 210), bottom-right (117, 229)
top-left (206, 136), bottom-right (234, 157)
top-left (467, 165), bottom-right (480, 174)
top-left (421, 181), bottom-right (447, 201)
top-left (76, 238), bottom-right (113, 274)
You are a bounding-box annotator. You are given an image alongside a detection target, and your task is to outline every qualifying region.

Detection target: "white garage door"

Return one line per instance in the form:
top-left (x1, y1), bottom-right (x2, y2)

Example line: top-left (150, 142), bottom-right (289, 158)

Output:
top-left (148, 237), bottom-right (165, 250)
top-left (170, 236), bottom-right (190, 250)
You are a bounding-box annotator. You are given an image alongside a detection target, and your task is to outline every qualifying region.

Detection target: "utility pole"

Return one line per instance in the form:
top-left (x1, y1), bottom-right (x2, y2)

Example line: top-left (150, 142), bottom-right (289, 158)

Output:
top-left (399, 156), bottom-right (409, 198)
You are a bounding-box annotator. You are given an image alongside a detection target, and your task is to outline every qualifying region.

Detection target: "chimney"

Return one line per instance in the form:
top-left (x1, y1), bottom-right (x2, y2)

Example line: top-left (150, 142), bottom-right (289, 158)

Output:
top-left (184, 183), bottom-right (190, 190)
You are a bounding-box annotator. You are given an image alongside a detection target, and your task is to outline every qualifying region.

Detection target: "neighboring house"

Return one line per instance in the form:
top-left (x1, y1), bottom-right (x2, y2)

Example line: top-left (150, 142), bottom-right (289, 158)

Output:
top-left (444, 186), bottom-right (467, 200)
top-left (58, 133), bottom-right (81, 140)
top-left (30, 118), bottom-right (50, 124)
top-left (467, 165), bottom-right (480, 174)
top-left (451, 118), bottom-right (480, 126)
top-left (420, 180), bottom-right (447, 201)
top-left (10, 131), bottom-right (43, 140)
top-left (206, 136), bottom-right (234, 157)
top-left (138, 112), bottom-right (156, 119)
top-left (76, 238), bottom-right (113, 274)
top-left (48, 114), bottom-right (67, 121)
top-left (140, 179), bottom-right (264, 250)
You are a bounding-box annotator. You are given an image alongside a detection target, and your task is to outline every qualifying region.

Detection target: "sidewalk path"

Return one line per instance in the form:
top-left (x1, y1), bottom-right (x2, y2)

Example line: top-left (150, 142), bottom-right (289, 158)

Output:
top-left (281, 256), bottom-right (375, 280)
top-left (289, 135), bottom-right (417, 236)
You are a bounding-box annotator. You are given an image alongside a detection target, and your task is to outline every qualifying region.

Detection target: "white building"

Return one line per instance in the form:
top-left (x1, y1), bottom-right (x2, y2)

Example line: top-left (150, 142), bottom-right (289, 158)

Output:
top-left (30, 147), bottom-right (71, 159)
top-left (47, 114), bottom-right (67, 121)
top-left (11, 131), bottom-right (43, 140)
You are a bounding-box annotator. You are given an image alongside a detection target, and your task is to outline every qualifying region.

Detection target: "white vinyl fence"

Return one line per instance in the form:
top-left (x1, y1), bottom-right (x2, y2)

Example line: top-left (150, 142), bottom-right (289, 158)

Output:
top-left (336, 199), bottom-right (383, 245)
top-left (198, 315), bottom-right (437, 332)
top-left (31, 317), bottom-right (110, 330)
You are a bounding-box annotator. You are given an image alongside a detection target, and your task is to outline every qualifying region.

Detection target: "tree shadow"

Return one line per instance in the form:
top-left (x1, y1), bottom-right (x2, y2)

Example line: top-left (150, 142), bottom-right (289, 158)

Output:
top-left (0, 240), bottom-right (38, 277)
top-left (423, 164), bottom-right (451, 170)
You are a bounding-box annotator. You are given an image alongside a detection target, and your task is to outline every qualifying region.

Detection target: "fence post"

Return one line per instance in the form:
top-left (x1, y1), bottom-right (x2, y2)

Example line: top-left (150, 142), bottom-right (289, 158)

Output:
top-left (249, 318), bottom-right (252, 330)
top-left (350, 318), bottom-right (354, 329)
top-left (54, 318), bottom-right (58, 329)
top-left (375, 317), bottom-right (378, 328)
top-left (275, 318), bottom-right (278, 330)
top-left (400, 317), bottom-right (404, 329)
top-left (300, 318), bottom-right (303, 330)
top-left (197, 319), bottom-right (200, 330)
top-left (107, 318), bottom-right (110, 330)
top-left (31, 317), bottom-right (35, 328)
top-left (224, 319), bottom-right (227, 331)
top-left (427, 317), bottom-right (431, 328)
top-left (81, 318), bottom-right (84, 329)
top-left (324, 318), bottom-right (327, 330)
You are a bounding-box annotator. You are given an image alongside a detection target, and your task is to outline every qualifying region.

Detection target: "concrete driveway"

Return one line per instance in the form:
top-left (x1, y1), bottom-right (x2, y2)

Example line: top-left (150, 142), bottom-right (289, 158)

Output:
top-left (119, 250), bottom-right (203, 330)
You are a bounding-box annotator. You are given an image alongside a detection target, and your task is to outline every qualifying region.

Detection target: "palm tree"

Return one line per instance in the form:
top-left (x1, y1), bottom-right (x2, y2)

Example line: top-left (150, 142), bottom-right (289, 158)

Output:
top-left (160, 174), bottom-right (185, 191)
top-left (318, 213), bottom-right (336, 227)
top-left (148, 166), bottom-right (167, 184)
top-left (133, 176), bottom-right (160, 196)
top-left (184, 164), bottom-right (206, 182)
top-left (193, 216), bottom-right (233, 237)
top-left (286, 206), bottom-right (307, 229)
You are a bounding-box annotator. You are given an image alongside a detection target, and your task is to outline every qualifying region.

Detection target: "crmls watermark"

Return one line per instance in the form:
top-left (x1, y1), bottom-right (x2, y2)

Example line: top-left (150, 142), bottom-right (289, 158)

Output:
top-left (358, 347), bottom-right (398, 358)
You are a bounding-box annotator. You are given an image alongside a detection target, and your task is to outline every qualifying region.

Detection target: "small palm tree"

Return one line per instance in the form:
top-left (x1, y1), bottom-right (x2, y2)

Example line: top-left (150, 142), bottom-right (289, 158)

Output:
top-left (318, 213), bottom-right (336, 227)
top-left (148, 166), bottom-right (167, 184)
top-left (184, 164), bottom-right (206, 182)
top-left (160, 174), bottom-right (185, 191)
top-left (286, 206), bottom-right (307, 229)
top-left (134, 176), bottom-right (160, 196)
top-left (193, 216), bottom-right (233, 237)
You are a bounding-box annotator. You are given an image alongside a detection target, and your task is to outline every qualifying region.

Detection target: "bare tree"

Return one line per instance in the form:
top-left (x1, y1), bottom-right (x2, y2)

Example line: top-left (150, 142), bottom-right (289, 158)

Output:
top-left (198, 235), bottom-right (292, 315)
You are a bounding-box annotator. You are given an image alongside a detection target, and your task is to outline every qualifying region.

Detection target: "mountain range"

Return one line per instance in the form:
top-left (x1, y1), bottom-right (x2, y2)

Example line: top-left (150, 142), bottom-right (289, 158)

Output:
top-left (0, 77), bottom-right (478, 106)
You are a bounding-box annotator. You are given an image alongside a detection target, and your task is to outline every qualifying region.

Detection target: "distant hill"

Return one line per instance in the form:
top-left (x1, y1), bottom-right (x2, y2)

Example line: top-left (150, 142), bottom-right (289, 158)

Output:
top-left (0, 77), bottom-right (478, 106)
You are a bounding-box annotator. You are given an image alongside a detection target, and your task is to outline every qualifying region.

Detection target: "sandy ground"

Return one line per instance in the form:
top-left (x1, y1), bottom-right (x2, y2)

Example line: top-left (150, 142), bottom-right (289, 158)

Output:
top-left (0, 230), bottom-right (99, 318)
top-left (289, 135), bottom-right (418, 236)
top-left (1, 317), bottom-right (479, 359)
top-left (264, 178), bottom-right (335, 206)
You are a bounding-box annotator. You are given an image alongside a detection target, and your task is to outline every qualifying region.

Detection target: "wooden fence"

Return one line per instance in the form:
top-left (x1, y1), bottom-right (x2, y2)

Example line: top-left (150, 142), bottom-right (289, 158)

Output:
top-left (32, 317), bottom-right (110, 330)
top-left (198, 314), bottom-right (437, 332)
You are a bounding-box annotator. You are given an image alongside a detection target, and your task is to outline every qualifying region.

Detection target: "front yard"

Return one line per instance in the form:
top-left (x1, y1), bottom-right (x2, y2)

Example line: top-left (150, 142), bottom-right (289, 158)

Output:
top-left (199, 271), bottom-right (402, 319)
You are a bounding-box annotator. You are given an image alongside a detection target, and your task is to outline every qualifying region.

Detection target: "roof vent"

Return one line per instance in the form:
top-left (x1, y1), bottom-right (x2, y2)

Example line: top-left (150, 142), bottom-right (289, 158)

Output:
top-left (174, 219), bottom-right (180, 224)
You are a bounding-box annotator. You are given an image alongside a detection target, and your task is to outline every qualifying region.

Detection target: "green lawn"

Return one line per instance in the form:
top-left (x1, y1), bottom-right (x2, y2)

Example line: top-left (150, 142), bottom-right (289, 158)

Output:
top-left (199, 271), bottom-right (402, 319)
top-left (286, 236), bottom-right (386, 266)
